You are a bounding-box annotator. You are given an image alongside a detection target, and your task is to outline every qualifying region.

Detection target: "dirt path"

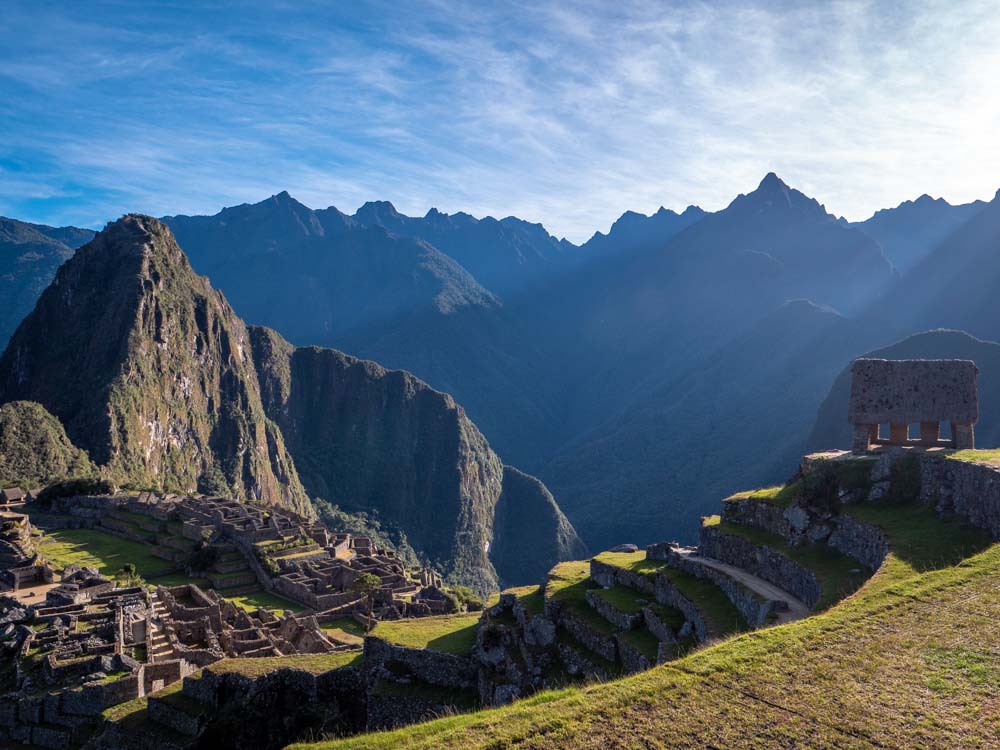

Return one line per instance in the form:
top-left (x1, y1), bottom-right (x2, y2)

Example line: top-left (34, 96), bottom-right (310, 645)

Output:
top-left (673, 548), bottom-right (811, 623)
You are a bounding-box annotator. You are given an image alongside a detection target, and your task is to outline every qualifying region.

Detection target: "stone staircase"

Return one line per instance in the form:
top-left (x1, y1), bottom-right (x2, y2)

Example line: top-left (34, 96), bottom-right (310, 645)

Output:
top-left (148, 592), bottom-right (174, 663)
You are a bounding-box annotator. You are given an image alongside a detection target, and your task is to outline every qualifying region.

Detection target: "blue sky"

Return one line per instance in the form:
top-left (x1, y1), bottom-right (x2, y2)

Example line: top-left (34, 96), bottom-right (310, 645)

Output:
top-left (2, 0), bottom-right (999, 242)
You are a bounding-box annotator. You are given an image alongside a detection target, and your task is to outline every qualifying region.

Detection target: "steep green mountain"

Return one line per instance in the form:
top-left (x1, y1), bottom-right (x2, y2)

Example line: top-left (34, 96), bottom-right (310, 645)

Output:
top-left (0, 400), bottom-right (95, 487)
top-left (806, 328), bottom-right (1000, 452)
top-left (0, 217), bottom-right (94, 349)
top-left (0, 214), bottom-right (310, 514)
top-left (851, 193), bottom-right (986, 273)
top-left (0, 215), bottom-right (583, 591)
top-left (249, 326), bottom-right (585, 591)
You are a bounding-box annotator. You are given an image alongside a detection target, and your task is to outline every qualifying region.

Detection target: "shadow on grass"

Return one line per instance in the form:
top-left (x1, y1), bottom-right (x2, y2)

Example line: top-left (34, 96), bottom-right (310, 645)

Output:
top-left (845, 499), bottom-right (993, 572)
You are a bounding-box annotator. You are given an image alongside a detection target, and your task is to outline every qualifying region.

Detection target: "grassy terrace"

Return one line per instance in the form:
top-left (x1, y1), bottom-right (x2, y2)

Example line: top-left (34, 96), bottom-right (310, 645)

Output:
top-left (323, 617), bottom-right (367, 645)
top-left (35, 527), bottom-right (174, 579)
top-left (704, 518), bottom-right (870, 610)
top-left (292, 504), bottom-right (1000, 750)
top-left (544, 561), bottom-right (617, 636)
top-left (592, 551), bottom-right (746, 638)
top-left (949, 448), bottom-right (1000, 468)
top-left (207, 651), bottom-right (361, 677)
top-left (223, 588), bottom-right (302, 616)
top-left (591, 585), bottom-right (649, 614)
top-left (372, 612), bottom-right (481, 656)
top-left (723, 484), bottom-right (799, 508)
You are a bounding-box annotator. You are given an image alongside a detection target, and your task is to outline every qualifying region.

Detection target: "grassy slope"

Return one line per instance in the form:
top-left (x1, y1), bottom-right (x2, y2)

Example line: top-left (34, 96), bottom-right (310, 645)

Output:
top-left (372, 613), bottom-right (481, 656)
top-left (36, 527), bottom-right (173, 578)
top-left (294, 504), bottom-right (998, 750)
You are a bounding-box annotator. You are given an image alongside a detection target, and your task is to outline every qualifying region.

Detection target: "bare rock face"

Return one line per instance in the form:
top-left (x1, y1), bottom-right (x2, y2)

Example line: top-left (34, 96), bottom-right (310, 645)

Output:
top-left (0, 215), bottom-right (310, 515)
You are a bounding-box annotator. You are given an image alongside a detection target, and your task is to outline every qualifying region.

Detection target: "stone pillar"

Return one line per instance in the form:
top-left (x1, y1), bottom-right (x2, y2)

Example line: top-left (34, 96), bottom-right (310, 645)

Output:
top-left (851, 424), bottom-right (875, 452)
top-left (890, 423), bottom-right (908, 445)
top-left (919, 421), bottom-right (940, 445)
top-left (953, 422), bottom-right (974, 450)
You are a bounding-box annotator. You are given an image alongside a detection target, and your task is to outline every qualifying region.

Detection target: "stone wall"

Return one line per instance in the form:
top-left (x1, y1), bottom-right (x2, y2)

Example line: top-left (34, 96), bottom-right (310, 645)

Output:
top-left (919, 455), bottom-right (1000, 539)
top-left (826, 516), bottom-right (889, 571)
top-left (585, 589), bottom-right (641, 631)
top-left (589, 558), bottom-right (655, 594)
top-left (664, 548), bottom-right (777, 628)
top-left (652, 573), bottom-right (711, 642)
top-left (698, 527), bottom-right (822, 608)
top-left (721, 497), bottom-right (791, 538)
top-left (362, 637), bottom-right (477, 690)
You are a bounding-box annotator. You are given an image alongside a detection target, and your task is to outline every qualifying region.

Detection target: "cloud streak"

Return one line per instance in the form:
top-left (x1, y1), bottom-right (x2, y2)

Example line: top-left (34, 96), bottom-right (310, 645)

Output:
top-left (1, 0), bottom-right (998, 240)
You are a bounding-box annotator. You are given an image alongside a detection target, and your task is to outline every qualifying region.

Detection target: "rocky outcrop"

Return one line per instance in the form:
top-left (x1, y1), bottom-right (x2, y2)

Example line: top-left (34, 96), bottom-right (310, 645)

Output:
top-left (0, 216), bottom-right (310, 515)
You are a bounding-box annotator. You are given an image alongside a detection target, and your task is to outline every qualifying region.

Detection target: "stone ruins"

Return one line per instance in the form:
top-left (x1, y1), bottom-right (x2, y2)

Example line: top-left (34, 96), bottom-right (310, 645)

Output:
top-left (848, 358), bottom-right (979, 452)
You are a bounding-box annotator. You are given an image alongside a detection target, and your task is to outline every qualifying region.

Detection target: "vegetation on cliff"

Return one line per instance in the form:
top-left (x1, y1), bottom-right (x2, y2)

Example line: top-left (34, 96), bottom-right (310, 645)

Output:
top-left (0, 216), bottom-right (583, 592)
top-left (0, 400), bottom-right (95, 486)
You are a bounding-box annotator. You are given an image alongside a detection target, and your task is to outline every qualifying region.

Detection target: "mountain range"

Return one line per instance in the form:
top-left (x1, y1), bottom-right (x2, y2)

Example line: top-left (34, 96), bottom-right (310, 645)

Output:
top-left (0, 215), bottom-right (585, 593)
top-left (2, 173), bottom-right (997, 556)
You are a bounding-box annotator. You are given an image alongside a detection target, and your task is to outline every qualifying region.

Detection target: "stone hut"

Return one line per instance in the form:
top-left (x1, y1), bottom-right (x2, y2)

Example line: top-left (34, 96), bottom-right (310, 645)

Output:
top-left (848, 358), bottom-right (979, 452)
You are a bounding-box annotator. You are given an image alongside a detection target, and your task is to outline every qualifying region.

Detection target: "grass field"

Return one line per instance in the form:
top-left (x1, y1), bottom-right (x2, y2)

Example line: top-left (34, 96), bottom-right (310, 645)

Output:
top-left (323, 617), bottom-right (367, 645)
top-left (372, 612), bottom-right (481, 656)
top-left (294, 493), bottom-right (1000, 750)
top-left (35, 527), bottom-right (174, 579)
top-left (223, 588), bottom-right (303, 616)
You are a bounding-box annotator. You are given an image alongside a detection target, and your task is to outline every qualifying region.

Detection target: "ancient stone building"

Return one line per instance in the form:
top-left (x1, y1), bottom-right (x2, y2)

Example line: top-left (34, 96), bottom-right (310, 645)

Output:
top-left (848, 358), bottom-right (979, 452)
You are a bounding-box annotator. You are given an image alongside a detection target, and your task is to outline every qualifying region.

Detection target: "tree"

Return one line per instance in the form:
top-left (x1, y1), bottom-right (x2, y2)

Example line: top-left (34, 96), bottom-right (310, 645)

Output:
top-left (351, 572), bottom-right (382, 632)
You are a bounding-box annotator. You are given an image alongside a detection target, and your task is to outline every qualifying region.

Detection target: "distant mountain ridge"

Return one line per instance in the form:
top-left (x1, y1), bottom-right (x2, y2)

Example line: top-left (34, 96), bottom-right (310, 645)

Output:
top-left (851, 194), bottom-right (987, 273)
top-left (5, 174), bottom-right (999, 557)
top-left (0, 217), bottom-right (94, 348)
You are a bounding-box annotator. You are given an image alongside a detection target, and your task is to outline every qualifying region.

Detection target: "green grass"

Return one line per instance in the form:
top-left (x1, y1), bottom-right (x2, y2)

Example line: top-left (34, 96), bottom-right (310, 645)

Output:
top-left (323, 617), bottom-right (366, 645)
top-left (723, 483), bottom-right (800, 508)
top-left (655, 565), bottom-right (747, 638)
top-left (591, 551), bottom-right (669, 579)
top-left (222, 588), bottom-right (303, 616)
top-left (34, 527), bottom-right (173, 578)
top-left (589, 551), bottom-right (744, 638)
top-left (591, 586), bottom-right (650, 615)
top-left (843, 499), bottom-right (992, 574)
top-left (206, 651), bottom-right (361, 678)
top-left (291, 528), bottom-right (1000, 750)
top-left (712, 520), bottom-right (868, 609)
top-left (372, 613), bottom-right (481, 656)
top-left (948, 448), bottom-right (1000, 467)
top-left (646, 603), bottom-right (686, 631)
top-left (619, 629), bottom-right (660, 661)
top-left (543, 561), bottom-right (617, 636)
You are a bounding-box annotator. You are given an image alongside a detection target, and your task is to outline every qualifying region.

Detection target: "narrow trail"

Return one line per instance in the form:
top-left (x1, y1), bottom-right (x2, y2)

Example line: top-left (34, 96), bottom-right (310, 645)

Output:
top-left (672, 548), bottom-right (811, 623)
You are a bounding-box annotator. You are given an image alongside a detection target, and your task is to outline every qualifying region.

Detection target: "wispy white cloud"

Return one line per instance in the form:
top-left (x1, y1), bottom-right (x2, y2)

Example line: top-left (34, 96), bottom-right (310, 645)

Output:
top-left (1, 0), bottom-right (998, 240)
